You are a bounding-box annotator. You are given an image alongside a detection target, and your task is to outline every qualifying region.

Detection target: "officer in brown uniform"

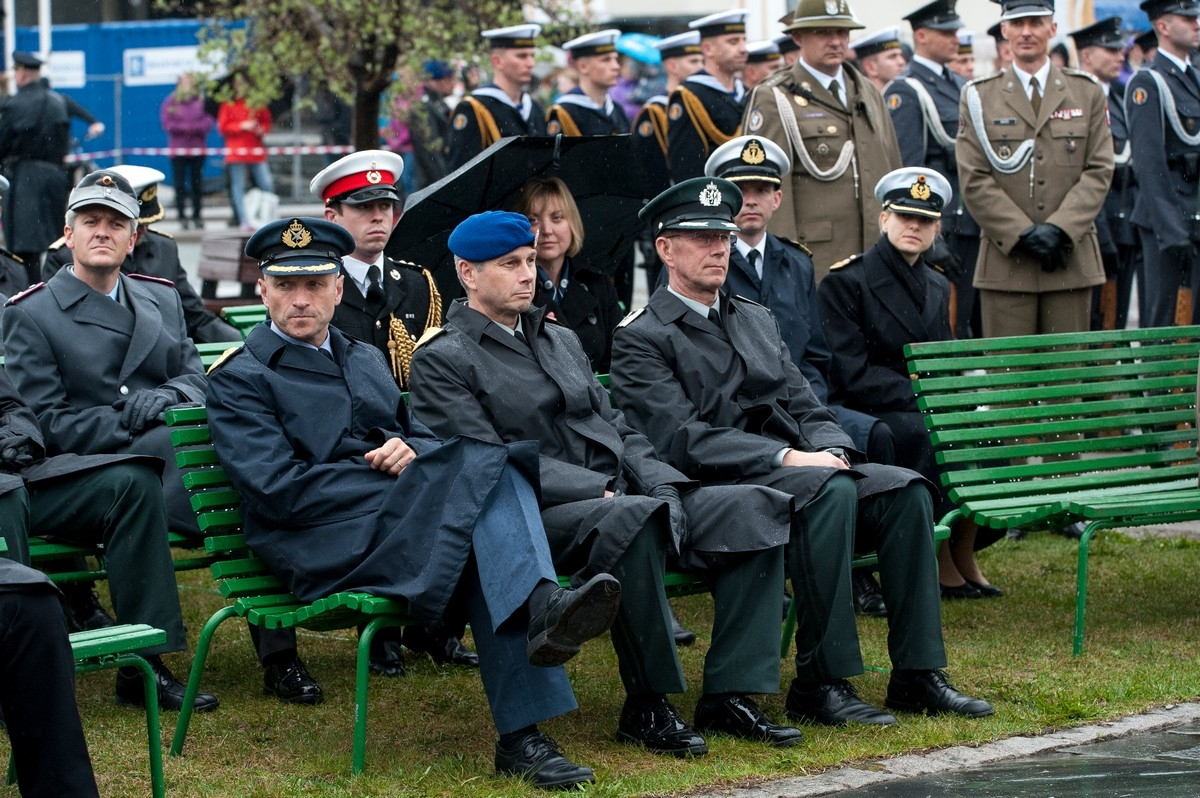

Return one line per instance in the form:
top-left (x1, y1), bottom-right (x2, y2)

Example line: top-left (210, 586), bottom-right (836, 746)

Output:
top-left (741, 0), bottom-right (902, 278)
top-left (955, 0), bottom-right (1113, 336)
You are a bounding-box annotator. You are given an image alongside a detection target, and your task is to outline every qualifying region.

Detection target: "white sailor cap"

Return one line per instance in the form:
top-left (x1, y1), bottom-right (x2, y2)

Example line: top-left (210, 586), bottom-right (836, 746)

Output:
top-left (689, 10), bottom-right (749, 38)
top-left (957, 29), bottom-right (975, 53)
top-left (481, 24), bottom-right (542, 48)
top-left (562, 29), bottom-right (621, 57)
top-left (850, 26), bottom-right (904, 57)
top-left (705, 135), bottom-right (791, 185)
top-left (655, 31), bottom-right (702, 59)
top-left (309, 150), bottom-right (404, 206)
top-left (874, 167), bottom-right (953, 219)
top-left (108, 164), bottom-right (167, 224)
top-left (746, 40), bottom-right (782, 64)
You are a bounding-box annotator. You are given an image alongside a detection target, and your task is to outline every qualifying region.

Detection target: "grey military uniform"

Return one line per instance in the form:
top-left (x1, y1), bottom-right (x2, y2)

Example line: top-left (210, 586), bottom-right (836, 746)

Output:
top-left (0, 268), bottom-right (206, 535)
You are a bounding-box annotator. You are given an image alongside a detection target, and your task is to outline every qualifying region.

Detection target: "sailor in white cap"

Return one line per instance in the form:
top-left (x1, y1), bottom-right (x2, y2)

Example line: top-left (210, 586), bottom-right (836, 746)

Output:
top-left (849, 26), bottom-right (908, 90)
top-left (448, 22), bottom-right (546, 169)
top-left (41, 164), bottom-right (241, 343)
top-left (741, 0), bottom-right (903, 278)
top-left (631, 31), bottom-right (704, 210)
top-left (957, 0), bottom-right (1113, 337)
top-left (667, 10), bottom-right (750, 182)
top-left (743, 40), bottom-right (783, 89)
top-left (951, 29), bottom-right (976, 79)
top-left (546, 30), bottom-right (627, 136)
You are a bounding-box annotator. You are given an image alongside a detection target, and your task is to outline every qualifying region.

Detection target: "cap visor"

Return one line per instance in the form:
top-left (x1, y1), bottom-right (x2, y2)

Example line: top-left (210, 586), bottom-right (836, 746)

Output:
top-left (68, 198), bottom-right (138, 218)
top-left (885, 201), bottom-right (942, 219)
top-left (337, 186), bottom-right (402, 205)
top-left (662, 218), bottom-right (741, 231)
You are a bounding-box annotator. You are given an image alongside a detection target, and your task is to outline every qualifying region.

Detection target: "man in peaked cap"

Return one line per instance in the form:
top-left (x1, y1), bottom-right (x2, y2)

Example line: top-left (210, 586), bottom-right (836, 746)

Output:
top-left (411, 207), bottom-right (801, 755)
top-left (956, 0), bottom-right (1113, 337)
top-left (988, 21), bottom-right (1014, 73)
top-left (775, 32), bottom-right (802, 66)
top-left (886, 0), bottom-right (981, 339)
top-left (1126, 0), bottom-right (1200, 327)
top-left (706, 134), bottom-right (900, 618)
top-left (0, 50), bottom-right (72, 284)
top-left (0, 168), bottom-right (226, 712)
top-left (951, 29), bottom-right (976, 79)
top-left (612, 175), bottom-right (994, 729)
top-left (1070, 17), bottom-right (1138, 331)
top-left (449, 24), bottom-right (547, 170)
top-left (667, 10), bottom-right (751, 183)
top-left (742, 0), bottom-right (902, 278)
top-left (41, 164), bottom-right (241, 343)
top-left (744, 41), bottom-right (783, 89)
top-left (207, 215), bottom-right (622, 789)
top-left (547, 30), bottom-right (628, 136)
top-left (850, 27), bottom-right (907, 92)
top-left (312, 149), bottom-right (477, 676)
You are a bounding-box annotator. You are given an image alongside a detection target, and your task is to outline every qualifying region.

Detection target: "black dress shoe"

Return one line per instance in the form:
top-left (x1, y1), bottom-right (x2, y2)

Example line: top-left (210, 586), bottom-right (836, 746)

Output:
top-left (62, 584), bottom-right (116, 633)
top-left (495, 730), bottom-right (594, 789)
top-left (851, 569), bottom-right (888, 617)
top-left (368, 632), bottom-right (407, 677)
top-left (885, 669), bottom-right (994, 718)
top-left (403, 624), bottom-right (480, 668)
top-left (616, 695), bottom-right (708, 757)
top-left (694, 694), bottom-right (804, 748)
top-left (115, 655), bottom-right (219, 712)
top-left (263, 655), bottom-right (324, 705)
top-left (669, 606), bottom-right (696, 647)
top-left (527, 573), bottom-right (621, 667)
top-left (785, 678), bottom-right (897, 726)
top-left (940, 581), bottom-right (983, 600)
top-left (965, 579), bottom-right (1004, 598)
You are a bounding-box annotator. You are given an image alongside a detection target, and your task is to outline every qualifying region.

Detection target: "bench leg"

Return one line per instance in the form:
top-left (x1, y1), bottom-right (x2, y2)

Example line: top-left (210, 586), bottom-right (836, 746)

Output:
top-left (1073, 521), bottom-right (1102, 657)
top-left (353, 616), bottom-right (406, 775)
top-left (170, 605), bottom-right (237, 757)
top-left (119, 654), bottom-right (165, 798)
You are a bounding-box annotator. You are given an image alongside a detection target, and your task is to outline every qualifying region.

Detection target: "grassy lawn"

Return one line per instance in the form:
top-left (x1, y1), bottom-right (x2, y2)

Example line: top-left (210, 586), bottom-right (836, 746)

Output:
top-left (39, 529), bottom-right (1200, 797)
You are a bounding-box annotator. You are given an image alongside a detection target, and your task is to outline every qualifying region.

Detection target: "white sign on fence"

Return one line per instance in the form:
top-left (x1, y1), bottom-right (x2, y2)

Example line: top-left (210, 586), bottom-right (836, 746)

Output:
top-left (47, 51), bottom-right (86, 89)
top-left (123, 45), bottom-right (220, 87)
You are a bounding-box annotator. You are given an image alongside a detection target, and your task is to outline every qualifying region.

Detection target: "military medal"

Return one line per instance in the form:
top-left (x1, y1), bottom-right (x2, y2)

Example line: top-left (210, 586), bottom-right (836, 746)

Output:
top-left (998, 145), bottom-right (1012, 158)
top-left (1066, 139), bottom-right (1077, 154)
top-left (816, 142), bottom-right (830, 155)
top-left (390, 269), bottom-right (401, 280)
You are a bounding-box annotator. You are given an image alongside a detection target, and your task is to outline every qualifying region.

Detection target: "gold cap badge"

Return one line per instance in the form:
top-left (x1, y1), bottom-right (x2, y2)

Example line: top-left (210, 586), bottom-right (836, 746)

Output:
top-left (741, 139), bottom-right (766, 165)
top-left (282, 219), bottom-right (313, 249)
top-left (909, 175), bottom-right (931, 201)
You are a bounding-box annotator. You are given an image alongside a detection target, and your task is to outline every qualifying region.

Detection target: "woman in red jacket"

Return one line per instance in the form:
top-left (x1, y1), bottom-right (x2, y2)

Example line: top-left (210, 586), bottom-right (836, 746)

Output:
top-left (217, 73), bottom-right (274, 229)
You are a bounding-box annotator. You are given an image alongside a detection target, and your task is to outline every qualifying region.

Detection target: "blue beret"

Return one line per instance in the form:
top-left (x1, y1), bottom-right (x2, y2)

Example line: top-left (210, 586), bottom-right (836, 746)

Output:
top-left (449, 211), bottom-right (536, 262)
top-left (423, 60), bottom-right (454, 80)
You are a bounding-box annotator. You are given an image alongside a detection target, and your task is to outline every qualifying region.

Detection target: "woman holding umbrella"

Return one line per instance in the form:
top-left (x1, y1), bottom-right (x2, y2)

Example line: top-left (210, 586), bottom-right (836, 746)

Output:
top-left (817, 167), bottom-right (1003, 600)
top-left (514, 176), bottom-right (623, 373)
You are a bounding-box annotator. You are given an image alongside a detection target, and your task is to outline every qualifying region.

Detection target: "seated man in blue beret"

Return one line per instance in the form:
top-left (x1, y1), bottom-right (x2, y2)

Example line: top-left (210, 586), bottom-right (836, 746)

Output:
top-left (411, 211), bottom-right (801, 755)
top-left (206, 216), bottom-right (621, 790)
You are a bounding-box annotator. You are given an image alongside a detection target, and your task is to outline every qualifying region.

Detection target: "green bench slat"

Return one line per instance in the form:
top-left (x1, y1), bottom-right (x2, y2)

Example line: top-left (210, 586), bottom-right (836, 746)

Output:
top-left (70, 624), bottom-right (167, 659)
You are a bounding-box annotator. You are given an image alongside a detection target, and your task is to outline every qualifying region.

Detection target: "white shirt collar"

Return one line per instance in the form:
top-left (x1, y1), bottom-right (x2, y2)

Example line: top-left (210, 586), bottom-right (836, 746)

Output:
top-left (269, 321), bottom-right (333, 356)
top-left (912, 54), bottom-right (947, 76)
top-left (342, 254), bottom-right (383, 297)
top-left (1011, 59), bottom-right (1052, 100)
top-left (667, 286), bottom-right (720, 318)
top-left (734, 239), bottom-right (766, 278)
top-left (799, 58), bottom-right (845, 97)
top-left (1159, 48), bottom-right (1192, 75)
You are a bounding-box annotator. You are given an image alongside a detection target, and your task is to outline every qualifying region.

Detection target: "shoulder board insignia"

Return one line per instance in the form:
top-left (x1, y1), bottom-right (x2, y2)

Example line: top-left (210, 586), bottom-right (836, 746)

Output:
top-left (386, 256), bottom-right (425, 272)
top-left (206, 345), bottom-right (244, 375)
top-left (965, 73), bottom-right (1003, 89)
top-left (732, 295), bottom-right (768, 310)
top-left (46, 236), bottom-right (67, 252)
top-left (761, 69), bottom-right (790, 89)
top-left (827, 254), bottom-right (863, 271)
top-left (129, 273), bottom-right (176, 287)
top-left (147, 227), bottom-right (174, 240)
top-left (777, 236), bottom-right (813, 257)
top-left (616, 306), bottom-right (646, 328)
top-left (7, 282), bottom-right (45, 304)
top-left (1, 248), bottom-right (24, 264)
top-left (1062, 67), bottom-right (1098, 84)
top-left (415, 326), bottom-right (445, 348)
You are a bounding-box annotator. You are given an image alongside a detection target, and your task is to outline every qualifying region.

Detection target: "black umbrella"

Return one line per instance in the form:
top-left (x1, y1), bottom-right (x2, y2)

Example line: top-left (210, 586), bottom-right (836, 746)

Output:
top-left (387, 134), bottom-right (646, 301)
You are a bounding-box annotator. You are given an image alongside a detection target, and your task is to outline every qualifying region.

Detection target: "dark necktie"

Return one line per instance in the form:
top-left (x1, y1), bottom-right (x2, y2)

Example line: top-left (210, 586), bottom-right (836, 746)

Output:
top-left (319, 348), bottom-right (334, 361)
top-left (514, 328), bottom-right (529, 347)
top-left (747, 249), bottom-right (762, 278)
top-left (829, 80), bottom-right (844, 108)
top-left (707, 307), bottom-right (723, 329)
top-left (1029, 76), bottom-right (1042, 116)
top-left (1188, 65), bottom-right (1200, 89)
top-left (942, 66), bottom-right (955, 84)
top-left (366, 265), bottom-right (385, 306)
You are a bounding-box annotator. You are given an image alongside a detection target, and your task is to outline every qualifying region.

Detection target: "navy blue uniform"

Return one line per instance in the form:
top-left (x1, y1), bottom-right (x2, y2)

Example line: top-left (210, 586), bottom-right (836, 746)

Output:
top-left (448, 87), bottom-right (547, 170)
top-left (667, 73), bottom-right (746, 183)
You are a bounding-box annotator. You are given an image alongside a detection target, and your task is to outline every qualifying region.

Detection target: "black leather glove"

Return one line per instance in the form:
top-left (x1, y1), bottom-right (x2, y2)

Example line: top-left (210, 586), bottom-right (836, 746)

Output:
top-left (1017, 224), bottom-right (1072, 272)
top-left (924, 235), bottom-right (964, 282)
top-left (0, 433), bottom-right (37, 471)
top-left (112, 388), bottom-right (176, 433)
top-left (649, 484), bottom-right (689, 556)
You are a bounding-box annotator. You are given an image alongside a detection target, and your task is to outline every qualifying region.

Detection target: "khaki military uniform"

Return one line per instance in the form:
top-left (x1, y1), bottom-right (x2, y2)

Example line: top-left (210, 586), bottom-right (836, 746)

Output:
top-left (955, 65), bottom-right (1114, 336)
top-left (741, 63), bottom-right (901, 278)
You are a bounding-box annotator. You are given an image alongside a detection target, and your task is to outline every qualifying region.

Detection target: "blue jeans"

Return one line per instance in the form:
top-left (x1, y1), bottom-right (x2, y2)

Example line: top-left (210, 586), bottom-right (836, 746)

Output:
top-left (228, 160), bottom-right (274, 226)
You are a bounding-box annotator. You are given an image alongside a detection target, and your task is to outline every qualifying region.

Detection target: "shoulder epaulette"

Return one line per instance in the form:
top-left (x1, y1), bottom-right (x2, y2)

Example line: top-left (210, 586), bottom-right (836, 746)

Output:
top-left (147, 227), bottom-right (174, 240)
top-left (1061, 67), bottom-right (1100, 85)
top-left (0, 248), bottom-right (24, 264)
top-left (206, 345), bottom-right (244, 375)
top-left (776, 236), bottom-right (813, 257)
top-left (732, 295), bottom-right (768, 310)
top-left (415, 326), bottom-right (445, 348)
top-left (7, 282), bottom-right (45, 304)
top-left (965, 72), bottom-right (1004, 89)
top-left (128, 273), bottom-right (176, 287)
top-left (386, 256), bottom-right (427, 272)
top-left (827, 254), bottom-right (863, 271)
top-left (760, 69), bottom-right (791, 89)
top-left (46, 236), bottom-right (67, 252)
top-left (616, 306), bottom-right (646, 328)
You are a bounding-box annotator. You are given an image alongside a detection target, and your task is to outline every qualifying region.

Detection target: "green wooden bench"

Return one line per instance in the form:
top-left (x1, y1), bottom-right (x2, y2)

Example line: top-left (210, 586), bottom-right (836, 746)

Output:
top-left (218, 304), bottom-right (267, 340)
top-left (905, 325), bottom-right (1200, 655)
top-left (5, 623), bottom-right (167, 798)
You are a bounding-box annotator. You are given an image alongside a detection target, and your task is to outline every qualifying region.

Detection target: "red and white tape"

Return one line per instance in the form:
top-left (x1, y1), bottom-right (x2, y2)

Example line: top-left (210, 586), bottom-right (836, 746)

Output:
top-left (63, 144), bottom-right (357, 164)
